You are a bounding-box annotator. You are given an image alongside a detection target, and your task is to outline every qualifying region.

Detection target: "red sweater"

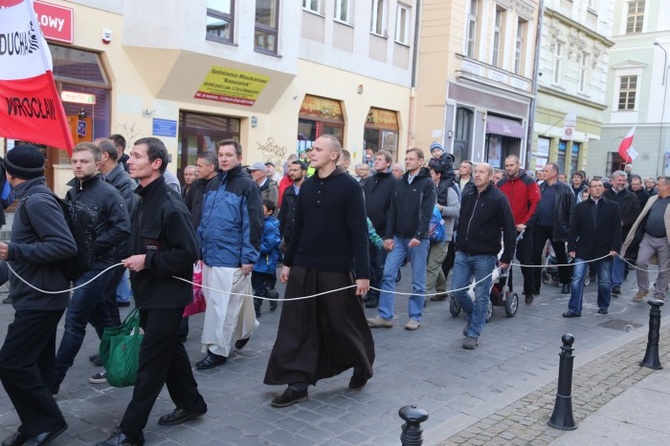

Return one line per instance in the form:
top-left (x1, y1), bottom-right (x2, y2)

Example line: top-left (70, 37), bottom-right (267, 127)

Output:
top-left (497, 170), bottom-right (541, 226)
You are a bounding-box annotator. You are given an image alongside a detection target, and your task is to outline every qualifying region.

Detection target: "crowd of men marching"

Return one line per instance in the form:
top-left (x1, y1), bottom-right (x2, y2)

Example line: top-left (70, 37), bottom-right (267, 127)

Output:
top-left (0, 134), bottom-right (667, 445)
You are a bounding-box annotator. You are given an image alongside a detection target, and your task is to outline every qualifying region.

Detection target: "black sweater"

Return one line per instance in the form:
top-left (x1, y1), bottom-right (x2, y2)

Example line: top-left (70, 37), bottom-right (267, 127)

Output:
top-left (386, 167), bottom-right (436, 240)
top-left (363, 170), bottom-right (397, 234)
top-left (284, 167), bottom-right (369, 279)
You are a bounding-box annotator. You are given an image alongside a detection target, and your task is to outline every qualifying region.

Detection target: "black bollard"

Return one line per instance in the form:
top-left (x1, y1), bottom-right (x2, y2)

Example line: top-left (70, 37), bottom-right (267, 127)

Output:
top-left (399, 405), bottom-right (429, 446)
top-left (548, 333), bottom-right (577, 430)
top-left (640, 300), bottom-right (664, 370)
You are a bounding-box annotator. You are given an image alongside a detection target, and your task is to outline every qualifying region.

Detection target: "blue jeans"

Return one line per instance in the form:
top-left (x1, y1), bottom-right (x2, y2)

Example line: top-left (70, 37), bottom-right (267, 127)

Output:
top-left (378, 237), bottom-right (429, 321)
top-left (610, 255), bottom-right (624, 287)
top-left (569, 257), bottom-right (612, 315)
top-left (451, 252), bottom-right (496, 338)
top-left (53, 269), bottom-right (116, 387)
top-left (116, 268), bottom-right (131, 303)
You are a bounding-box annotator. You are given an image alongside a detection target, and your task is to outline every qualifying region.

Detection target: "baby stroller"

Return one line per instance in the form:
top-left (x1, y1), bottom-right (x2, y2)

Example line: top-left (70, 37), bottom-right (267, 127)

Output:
top-left (449, 261), bottom-right (519, 321)
top-left (542, 242), bottom-right (590, 287)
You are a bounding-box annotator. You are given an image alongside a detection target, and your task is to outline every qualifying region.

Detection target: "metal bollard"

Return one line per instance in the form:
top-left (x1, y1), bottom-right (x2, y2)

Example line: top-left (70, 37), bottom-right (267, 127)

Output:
top-left (399, 405), bottom-right (429, 446)
top-left (548, 333), bottom-right (577, 430)
top-left (640, 300), bottom-right (664, 370)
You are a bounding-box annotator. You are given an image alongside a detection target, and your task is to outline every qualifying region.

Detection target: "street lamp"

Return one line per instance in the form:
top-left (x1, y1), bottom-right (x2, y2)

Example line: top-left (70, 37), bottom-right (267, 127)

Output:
top-left (654, 42), bottom-right (669, 176)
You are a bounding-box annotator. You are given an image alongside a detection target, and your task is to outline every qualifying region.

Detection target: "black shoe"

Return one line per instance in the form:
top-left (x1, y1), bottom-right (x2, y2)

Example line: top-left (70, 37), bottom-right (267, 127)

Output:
top-left (95, 429), bottom-right (142, 446)
top-left (561, 284), bottom-right (570, 294)
top-left (24, 422), bottom-right (67, 446)
top-left (348, 371), bottom-right (368, 390)
top-left (364, 297), bottom-right (378, 308)
top-left (524, 293), bottom-right (534, 304)
top-left (235, 337), bottom-right (250, 350)
top-left (195, 351), bottom-right (227, 370)
top-left (2, 431), bottom-right (28, 446)
top-left (612, 285), bottom-right (621, 296)
top-left (267, 289), bottom-right (279, 311)
top-left (430, 293), bottom-right (448, 302)
top-left (270, 387), bottom-right (308, 407)
top-left (562, 311), bottom-right (581, 318)
top-left (597, 308), bottom-right (609, 315)
top-left (116, 301), bottom-right (131, 308)
top-left (270, 301), bottom-right (278, 311)
top-left (157, 407), bottom-right (207, 426)
top-left (89, 353), bottom-right (103, 367)
top-left (2, 296), bottom-right (11, 304)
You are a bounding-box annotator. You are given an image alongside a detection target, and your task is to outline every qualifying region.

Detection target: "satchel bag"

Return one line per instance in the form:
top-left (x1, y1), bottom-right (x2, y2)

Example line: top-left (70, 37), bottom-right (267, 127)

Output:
top-left (99, 308), bottom-right (143, 387)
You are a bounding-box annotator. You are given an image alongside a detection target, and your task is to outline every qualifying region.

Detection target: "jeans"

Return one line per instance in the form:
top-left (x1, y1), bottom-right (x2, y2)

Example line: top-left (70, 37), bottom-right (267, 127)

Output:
top-left (116, 268), bottom-right (131, 303)
top-left (378, 237), bottom-right (429, 321)
top-left (451, 252), bottom-right (497, 338)
top-left (610, 255), bottom-right (625, 287)
top-left (569, 257), bottom-right (612, 315)
top-left (53, 268), bottom-right (116, 387)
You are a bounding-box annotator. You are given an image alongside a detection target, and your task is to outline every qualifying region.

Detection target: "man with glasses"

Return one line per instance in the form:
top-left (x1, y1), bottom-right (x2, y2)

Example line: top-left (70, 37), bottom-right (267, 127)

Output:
top-left (564, 179), bottom-right (621, 317)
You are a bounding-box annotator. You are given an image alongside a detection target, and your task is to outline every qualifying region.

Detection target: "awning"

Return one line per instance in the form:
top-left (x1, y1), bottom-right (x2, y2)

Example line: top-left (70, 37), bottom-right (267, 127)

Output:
top-left (486, 116), bottom-right (525, 139)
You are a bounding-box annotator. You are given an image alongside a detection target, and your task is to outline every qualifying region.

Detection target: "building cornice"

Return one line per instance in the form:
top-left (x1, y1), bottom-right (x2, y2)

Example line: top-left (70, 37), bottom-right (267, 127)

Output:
top-left (544, 8), bottom-right (615, 48)
top-left (538, 85), bottom-right (608, 111)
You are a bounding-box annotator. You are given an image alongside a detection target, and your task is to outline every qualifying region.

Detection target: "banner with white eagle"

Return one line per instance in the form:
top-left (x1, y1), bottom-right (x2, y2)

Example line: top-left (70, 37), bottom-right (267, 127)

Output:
top-left (0, 0), bottom-right (74, 154)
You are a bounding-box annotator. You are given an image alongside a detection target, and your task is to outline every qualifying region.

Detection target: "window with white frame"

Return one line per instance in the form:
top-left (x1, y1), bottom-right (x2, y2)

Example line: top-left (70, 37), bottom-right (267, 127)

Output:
top-left (465, 0), bottom-right (478, 58)
top-left (626, 0), bottom-right (645, 34)
top-left (334, 0), bottom-right (351, 23)
top-left (371, 0), bottom-right (387, 36)
top-left (395, 3), bottom-right (410, 45)
top-left (492, 8), bottom-right (505, 67)
top-left (206, 0), bottom-right (235, 44)
top-left (553, 42), bottom-right (563, 85)
top-left (303, 0), bottom-right (322, 14)
top-left (514, 19), bottom-right (526, 75)
top-left (618, 75), bottom-right (637, 110)
top-left (578, 52), bottom-right (588, 93)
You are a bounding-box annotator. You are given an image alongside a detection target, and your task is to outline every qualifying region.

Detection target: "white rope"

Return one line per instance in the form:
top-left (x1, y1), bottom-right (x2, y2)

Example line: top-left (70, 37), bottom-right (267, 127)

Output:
top-left (6, 262), bottom-right (124, 295)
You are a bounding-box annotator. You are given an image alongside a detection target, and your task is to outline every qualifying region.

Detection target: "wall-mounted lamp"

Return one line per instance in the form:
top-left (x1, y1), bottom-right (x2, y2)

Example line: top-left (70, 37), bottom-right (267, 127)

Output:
top-left (357, 84), bottom-right (364, 95)
top-left (142, 109), bottom-right (155, 118)
top-left (77, 109), bottom-right (87, 119)
top-left (654, 41), bottom-right (668, 86)
top-left (447, 130), bottom-right (454, 139)
top-left (250, 116), bottom-right (258, 128)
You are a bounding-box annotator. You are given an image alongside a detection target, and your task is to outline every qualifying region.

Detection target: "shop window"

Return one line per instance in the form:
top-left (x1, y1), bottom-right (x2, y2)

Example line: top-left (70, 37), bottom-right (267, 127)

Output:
top-left (255, 0), bottom-right (279, 54)
top-left (207, 0), bottom-right (235, 44)
top-left (364, 107), bottom-right (399, 162)
top-left (178, 111), bottom-right (240, 180)
top-left (297, 95), bottom-right (344, 153)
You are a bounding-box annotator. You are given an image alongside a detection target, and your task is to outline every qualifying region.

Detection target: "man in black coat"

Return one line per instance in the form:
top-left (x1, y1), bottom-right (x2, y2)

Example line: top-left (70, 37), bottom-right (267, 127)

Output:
top-left (0, 144), bottom-right (77, 446)
top-left (96, 137), bottom-right (207, 446)
top-left (277, 159), bottom-right (307, 251)
top-left (564, 179), bottom-right (621, 318)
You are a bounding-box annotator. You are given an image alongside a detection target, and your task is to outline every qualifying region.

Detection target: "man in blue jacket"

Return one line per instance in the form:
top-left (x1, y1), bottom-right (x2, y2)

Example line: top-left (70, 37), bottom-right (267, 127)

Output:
top-left (196, 140), bottom-right (264, 370)
top-left (452, 163), bottom-right (516, 350)
top-left (0, 144), bottom-right (77, 446)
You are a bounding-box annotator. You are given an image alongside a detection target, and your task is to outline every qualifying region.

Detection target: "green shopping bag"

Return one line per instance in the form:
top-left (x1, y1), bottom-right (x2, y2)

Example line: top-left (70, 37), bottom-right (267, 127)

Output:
top-left (99, 308), bottom-right (143, 387)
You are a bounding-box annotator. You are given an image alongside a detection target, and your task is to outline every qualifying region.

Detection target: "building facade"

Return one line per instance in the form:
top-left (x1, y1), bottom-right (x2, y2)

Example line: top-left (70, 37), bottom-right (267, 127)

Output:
top-left (2, 0), bottom-right (417, 195)
top-left (587, 0), bottom-right (670, 179)
top-left (413, 0), bottom-right (540, 169)
top-left (532, 0), bottom-right (615, 177)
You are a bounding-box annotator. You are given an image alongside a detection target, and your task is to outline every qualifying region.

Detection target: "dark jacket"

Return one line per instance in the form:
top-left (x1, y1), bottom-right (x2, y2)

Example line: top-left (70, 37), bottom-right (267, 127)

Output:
top-left (66, 174), bottom-right (131, 267)
top-left (538, 181), bottom-right (574, 242)
top-left (456, 181), bottom-right (517, 263)
top-left (633, 188), bottom-right (649, 210)
top-left (184, 176), bottom-right (217, 230)
top-left (198, 164), bottom-right (263, 267)
top-left (363, 170), bottom-right (396, 234)
top-left (130, 175), bottom-right (200, 309)
top-left (285, 167), bottom-right (369, 279)
top-left (386, 167), bottom-right (436, 240)
top-left (259, 178), bottom-right (279, 205)
top-left (104, 163), bottom-right (139, 257)
top-left (497, 169), bottom-right (541, 226)
top-left (568, 197), bottom-right (622, 260)
top-left (278, 182), bottom-right (299, 244)
top-left (604, 188), bottom-right (641, 239)
top-left (119, 152), bottom-right (130, 173)
top-left (7, 177), bottom-right (77, 310)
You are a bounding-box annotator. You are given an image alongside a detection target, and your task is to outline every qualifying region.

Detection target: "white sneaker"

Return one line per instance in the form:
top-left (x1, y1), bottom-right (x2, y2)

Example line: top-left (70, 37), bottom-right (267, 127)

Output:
top-left (367, 316), bottom-right (394, 328)
top-left (90, 370), bottom-right (107, 384)
top-left (404, 319), bottom-right (420, 330)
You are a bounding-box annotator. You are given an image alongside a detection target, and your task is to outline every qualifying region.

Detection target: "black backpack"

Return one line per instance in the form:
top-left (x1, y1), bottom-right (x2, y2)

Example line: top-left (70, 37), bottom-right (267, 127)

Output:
top-left (20, 193), bottom-right (98, 281)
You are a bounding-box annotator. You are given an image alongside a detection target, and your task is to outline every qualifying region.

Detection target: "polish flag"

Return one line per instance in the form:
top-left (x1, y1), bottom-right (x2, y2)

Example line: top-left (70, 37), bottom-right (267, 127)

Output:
top-left (0, 0), bottom-right (74, 154)
top-left (618, 127), bottom-right (636, 164)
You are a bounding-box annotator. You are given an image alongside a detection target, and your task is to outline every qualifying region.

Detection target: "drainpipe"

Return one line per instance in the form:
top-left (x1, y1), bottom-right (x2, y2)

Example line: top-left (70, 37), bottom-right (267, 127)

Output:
top-left (526, 0), bottom-right (545, 170)
top-left (408, 0), bottom-right (422, 149)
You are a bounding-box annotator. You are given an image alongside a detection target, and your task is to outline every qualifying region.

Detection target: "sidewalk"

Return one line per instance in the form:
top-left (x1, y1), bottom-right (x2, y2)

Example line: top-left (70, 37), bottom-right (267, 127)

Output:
top-left (437, 326), bottom-right (670, 445)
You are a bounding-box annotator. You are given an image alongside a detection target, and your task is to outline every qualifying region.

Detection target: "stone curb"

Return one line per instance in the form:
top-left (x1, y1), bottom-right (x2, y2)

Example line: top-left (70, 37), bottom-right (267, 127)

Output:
top-left (436, 327), bottom-right (669, 445)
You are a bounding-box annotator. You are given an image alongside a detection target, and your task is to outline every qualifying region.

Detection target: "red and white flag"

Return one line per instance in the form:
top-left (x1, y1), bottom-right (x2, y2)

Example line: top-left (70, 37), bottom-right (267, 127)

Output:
top-left (0, 0), bottom-right (74, 154)
top-left (617, 126), bottom-right (637, 164)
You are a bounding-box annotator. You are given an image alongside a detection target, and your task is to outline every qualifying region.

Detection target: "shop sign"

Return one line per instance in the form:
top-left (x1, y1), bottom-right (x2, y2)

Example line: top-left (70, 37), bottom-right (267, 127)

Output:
top-left (195, 66), bottom-right (269, 106)
top-left (34, 1), bottom-right (74, 44)
top-left (152, 118), bottom-right (177, 137)
top-left (366, 108), bottom-right (398, 130)
top-left (299, 95), bottom-right (343, 121)
top-left (61, 90), bottom-right (96, 105)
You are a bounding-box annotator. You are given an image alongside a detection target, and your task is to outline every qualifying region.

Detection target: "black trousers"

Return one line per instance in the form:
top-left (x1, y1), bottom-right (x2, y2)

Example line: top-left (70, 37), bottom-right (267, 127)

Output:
top-left (506, 227), bottom-right (535, 294)
top-left (0, 309), bottom-right (66, 436)
top-left (532, 225), bottom-right (571, 290)
top-left (441, 241), bottom-right (456, 280)
top-left (119, 308), bottom-right (206, 443)
top-left (104, 265), bottom-right (127, 326)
